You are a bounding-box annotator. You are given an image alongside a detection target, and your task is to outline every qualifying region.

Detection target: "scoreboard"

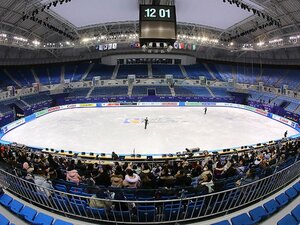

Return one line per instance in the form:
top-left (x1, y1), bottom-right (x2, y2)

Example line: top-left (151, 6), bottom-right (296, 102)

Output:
top-left (139, 5), bottom-right (177, 45)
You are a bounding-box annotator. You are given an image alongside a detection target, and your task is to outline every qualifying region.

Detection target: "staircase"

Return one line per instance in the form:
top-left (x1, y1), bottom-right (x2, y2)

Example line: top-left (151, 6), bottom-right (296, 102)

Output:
top-left (31, 69), bottom-right (40, 84)
top-left (61, 65), bottom-right (65, 83)
top-left (81, 63), bottom-right (94, 81)
top-left (203, 63), bottom-right (217, 80)
top-left (3, 69), bottom-right (22, 87)
top-left (170, 86), bottom-right (175, 96)
top-left (206, 86), bottom-right (215, 97)
top-left (128, 83), bottom-right (133, 97)
top-left (148, 64), bottom-right (153, 78)
top-left (111, 65), bottom-right (120, 79)
top-left (179, 65), bottom-right (189, 79)
top-left (20, 99), bottom-right (30, 107)
top-left (86, 87), bottom-right (94, 98)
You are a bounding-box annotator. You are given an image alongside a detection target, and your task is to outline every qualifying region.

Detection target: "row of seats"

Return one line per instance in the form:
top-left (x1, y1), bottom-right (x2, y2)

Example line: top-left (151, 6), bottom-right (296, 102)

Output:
top-left (0, 213), bottom-right (15, 225)
top-left (277, 204), bottom-right (300, 225)
top-left (0, 193), bottom-right (73, 225)
top-left (212, 181), bottom-right (300, 225)
top-left (1, 62), bottom-right (300, 89)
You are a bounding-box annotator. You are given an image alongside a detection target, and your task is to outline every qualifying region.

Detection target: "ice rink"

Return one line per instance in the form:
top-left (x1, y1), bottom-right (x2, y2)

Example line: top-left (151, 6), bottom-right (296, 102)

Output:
top-left (1, 107), bottom-right (299, 155)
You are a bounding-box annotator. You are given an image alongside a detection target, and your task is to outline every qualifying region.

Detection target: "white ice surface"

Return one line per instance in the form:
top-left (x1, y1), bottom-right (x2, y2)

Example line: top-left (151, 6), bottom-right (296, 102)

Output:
top-left (1, 107), bottom-right (298, 155)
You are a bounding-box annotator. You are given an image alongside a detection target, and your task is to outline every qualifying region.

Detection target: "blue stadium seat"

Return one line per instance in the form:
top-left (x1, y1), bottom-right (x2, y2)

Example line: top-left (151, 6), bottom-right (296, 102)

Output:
top-left (275, 193), bottom-right (289, 207)
top-left (19, 206), bottom-right (37, 221)
top-left (86, 206), bottom-right (107, 219)
top-left (263, 199), bottom-right (280, 215)
top-left (277, 214), bottom-right (298, 225)
top-left (291, 204), bottom-right (300, 222)
top-left (164, 207), bottom-right (183, 221)
top-left (231, 213), bottom-right (257, 225)
top-left (111, 210), bottom-right (131, 221)
top-left (137, 208), bottom-right (156, 222)
top-left (285, 187), bottom-right (298, 199)
top-left (0, 194), bottom-right (13, 207)
top-left (8, 200), bottom-right (24, 214)
top-left (292, 182), bottom-right (300, 192)
top-left (211, 220), bottom-right (231, 225)
top-left (0, 213), bottom-right (10, 225)
top-left (30, 212), bottom-right (54, 225)
top-left (248, 206), bottom-right (268, 222)
top-left (53, 219), bottom-right (74, 225)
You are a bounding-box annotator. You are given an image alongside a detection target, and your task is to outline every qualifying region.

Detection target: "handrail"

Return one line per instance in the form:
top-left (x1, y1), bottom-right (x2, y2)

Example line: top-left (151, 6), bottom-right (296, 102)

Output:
top-left (1, 157), bottom-right (300, 224)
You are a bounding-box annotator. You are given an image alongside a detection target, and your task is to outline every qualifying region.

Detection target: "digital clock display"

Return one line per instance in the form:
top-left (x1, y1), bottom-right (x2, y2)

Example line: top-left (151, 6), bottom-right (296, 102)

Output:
top-left (139, 5), bottom-right (177, 45)
top-left (140, 5), bottom-right (176, 22)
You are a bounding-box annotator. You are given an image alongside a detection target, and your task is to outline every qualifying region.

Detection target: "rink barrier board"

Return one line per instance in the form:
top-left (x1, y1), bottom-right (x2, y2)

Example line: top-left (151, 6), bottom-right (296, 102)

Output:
top-left (0, 102), bottom-right (299, 155)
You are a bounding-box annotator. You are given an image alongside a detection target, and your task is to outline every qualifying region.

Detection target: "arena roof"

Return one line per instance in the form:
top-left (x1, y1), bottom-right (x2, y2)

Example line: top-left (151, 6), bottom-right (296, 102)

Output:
top-left (0, 0), bottom-right (299, 64)
top-left (50, 0), bottom-right (253, 30)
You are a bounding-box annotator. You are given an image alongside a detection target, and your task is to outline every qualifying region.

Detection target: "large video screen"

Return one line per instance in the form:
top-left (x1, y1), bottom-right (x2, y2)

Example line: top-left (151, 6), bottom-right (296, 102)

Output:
top-left (139, 5), bottom-right (177, 45)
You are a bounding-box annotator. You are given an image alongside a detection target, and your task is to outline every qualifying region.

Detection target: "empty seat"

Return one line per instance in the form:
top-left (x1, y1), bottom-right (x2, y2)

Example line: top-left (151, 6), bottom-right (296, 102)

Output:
top-left (0, 194), bottom-right (13, 207)
top-left (9, 200), bottom-right (24, 214)
top-left (231, 213), bottom-right (257, 225)
top-left (275, 193), bottom-right (289, 207)
top-left (285, 187), bottom-right (298, 199)
top-left (277, 214), bottom-right (298, 225)
top-left (292, 182), bottom-right (300, 192)
top-left (291, 204), bottom-right (300, 222)
top-left (19, 206), bottom-right (37, 221)
top-left (0, 213), bottom-right (10, 225)
top-left (30, 212), bottom-right (54, 225)
top-left (263, 199), bottom-right (280, 215)
top-left (137, 208), bottom-right (156, 222)
top-left (248, 206), bottom-right (268, 222)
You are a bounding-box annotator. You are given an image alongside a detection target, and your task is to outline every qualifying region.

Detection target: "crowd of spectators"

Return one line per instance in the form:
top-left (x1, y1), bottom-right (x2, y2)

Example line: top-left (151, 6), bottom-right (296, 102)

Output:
top-left (0, 138), bottom-right (299, 198)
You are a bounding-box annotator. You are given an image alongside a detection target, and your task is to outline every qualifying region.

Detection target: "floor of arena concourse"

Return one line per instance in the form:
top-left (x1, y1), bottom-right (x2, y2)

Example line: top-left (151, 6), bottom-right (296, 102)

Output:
top-left (1, 107), bottom-right (298, 155)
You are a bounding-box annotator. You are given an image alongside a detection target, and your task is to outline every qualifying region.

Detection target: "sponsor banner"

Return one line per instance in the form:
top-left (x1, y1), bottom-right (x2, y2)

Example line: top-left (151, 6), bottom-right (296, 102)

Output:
top-left (272, 114), bottom-right (295, 127)
top-left (161, 102), bottom-right (178, 107)
top-left (137, 102), bottom-right (162, 106)
top-left (48, 106), bottom-right (60, 113)
top-left (79, 103), bottom-right (97, 107)
top-left (35, 109), bottom-right (48, 118)
top-left (185, 102), bottom-right (203, 106)
top-left (255, 108), bottom-right (269, 116)
top-left (216, 102), bottom-right (232, 107)
top-left (102, 103), bottom-right (120, 107)
top-left (242, 105), bottom-right (256, 112)
top-left (2, 118), bottom-right (25, 133)
top-left (120, 102), bottom-right (138, 106)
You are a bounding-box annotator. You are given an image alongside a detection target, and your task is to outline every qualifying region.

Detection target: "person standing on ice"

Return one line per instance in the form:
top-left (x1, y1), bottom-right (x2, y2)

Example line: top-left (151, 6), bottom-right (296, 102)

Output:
top-left (204, 107), bottom-right (207, 115)
top-left (284, 130), bottom-right (288, 138)
top-left (144, 117), bottom-right (149, 129)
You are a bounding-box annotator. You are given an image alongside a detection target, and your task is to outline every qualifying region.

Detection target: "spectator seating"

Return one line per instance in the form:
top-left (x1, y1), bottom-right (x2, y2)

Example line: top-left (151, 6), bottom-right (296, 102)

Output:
top-left (90, 86), bottom-right (128, 97)
top-left (210, 87), bottom-right (230, 97)
top-left (132, 85), bottom-right (171, 96)
top-left (0, 69), bottom-right (16, 88)
top-left (174, 86), bottom-right (211, 96)
top-left (211, 180), bottom-right (300, 225)
top-left (117, 65), bottom-right (148, 79)
top-left (68, 88), bottom-right (90, 98)
top-left (0, 193), bottom-right (73, 225)
top-left (152, 65), bottom-right (184, 79)
top-left (184, 64), bottom-right (213, 80)
top-left (5, 67), bottom-right (35, 87)
top-left (0, 213), bottom-right (15, 225)
top-left (277, 204), bottom-right (300, 225)
top-left (64, 62), bottom-right (90, 82)
top-left (85, 63), bottom-right (115, 80)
